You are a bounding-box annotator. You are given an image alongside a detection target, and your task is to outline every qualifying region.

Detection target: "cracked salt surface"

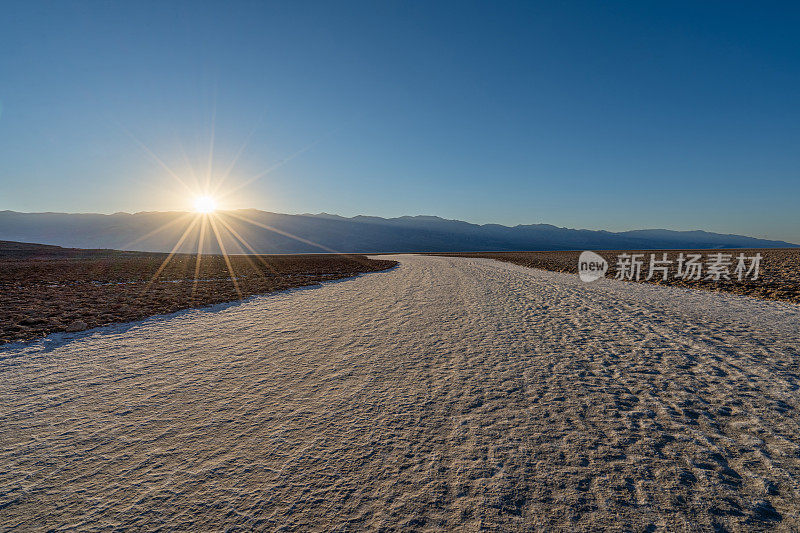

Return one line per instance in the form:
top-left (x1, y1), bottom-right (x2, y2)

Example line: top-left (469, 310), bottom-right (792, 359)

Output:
top-left (1, 255), bottom-right (799, 530)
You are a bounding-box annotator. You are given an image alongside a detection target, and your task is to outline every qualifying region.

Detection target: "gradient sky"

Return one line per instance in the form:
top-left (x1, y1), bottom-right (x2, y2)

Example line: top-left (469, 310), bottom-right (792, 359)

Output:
top-left (1, 1), bottom-right (798, 242)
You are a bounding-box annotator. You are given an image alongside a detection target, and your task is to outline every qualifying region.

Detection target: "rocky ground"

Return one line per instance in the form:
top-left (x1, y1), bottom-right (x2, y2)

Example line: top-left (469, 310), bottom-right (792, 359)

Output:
top-left (0, 241), bottom-right (396, 344)
top-left (432, 248), bottom-right (800, 305)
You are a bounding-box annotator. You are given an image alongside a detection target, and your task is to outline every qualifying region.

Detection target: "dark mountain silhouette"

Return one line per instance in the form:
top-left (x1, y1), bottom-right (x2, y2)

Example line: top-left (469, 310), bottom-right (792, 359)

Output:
top-left (0, 210), bottom-right (795, 254)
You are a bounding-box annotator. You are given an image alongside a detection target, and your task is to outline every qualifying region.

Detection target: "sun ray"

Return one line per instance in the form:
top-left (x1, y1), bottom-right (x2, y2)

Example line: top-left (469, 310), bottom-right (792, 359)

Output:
top-left (212, 215), bottom-right (276, 282)
top-left (219, 120), bottom-right (350, 200)
top-left (225, 211), bottom-right (342, 254)
top-left (121, 125), bottom-right (195, 195)
top-left (225, 211), bottom-right (372, 268)
top-left (211, 114), bottom-right (265, 196)
top-left (142, 215), bottom-right (200, 293)
top-left (217, 135), bottom-right (327, 201)
top-left (229, 211), bottom-right (377, 268)
top-left (177, 139), bottom-right (202, 192)
top-left (122, 212), bottom-right (194, 250)
top-left (191, 215), bottom-right (209, 297)
top-left (207, 215), bottom-right (242, 299)
top-left (215, 212), bottom-right (287, 280)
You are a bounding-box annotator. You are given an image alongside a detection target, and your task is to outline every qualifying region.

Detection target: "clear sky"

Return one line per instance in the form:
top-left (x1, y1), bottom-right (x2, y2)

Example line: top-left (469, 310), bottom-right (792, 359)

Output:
top-left (1, 1), bottom-right (798, 242)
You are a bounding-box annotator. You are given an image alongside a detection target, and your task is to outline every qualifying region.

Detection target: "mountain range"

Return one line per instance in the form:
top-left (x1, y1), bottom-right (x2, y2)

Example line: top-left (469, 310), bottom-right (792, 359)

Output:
top-left (0, 210), bottom-right (795, 254)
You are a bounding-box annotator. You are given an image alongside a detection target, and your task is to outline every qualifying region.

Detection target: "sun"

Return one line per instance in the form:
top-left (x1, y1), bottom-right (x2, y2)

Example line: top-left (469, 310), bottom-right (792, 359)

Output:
top-left (194, 195), bottom-right (218, 214)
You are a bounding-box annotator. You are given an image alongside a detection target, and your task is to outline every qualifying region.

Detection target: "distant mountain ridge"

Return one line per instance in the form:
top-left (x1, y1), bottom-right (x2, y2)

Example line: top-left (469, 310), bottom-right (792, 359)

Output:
top-left (0, 210), bottom-right (795, 254)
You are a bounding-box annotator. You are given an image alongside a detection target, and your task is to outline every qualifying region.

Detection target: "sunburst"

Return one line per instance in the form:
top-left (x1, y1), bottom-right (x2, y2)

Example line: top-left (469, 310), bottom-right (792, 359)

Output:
top-left (124, 116), bottom-right (361, 300)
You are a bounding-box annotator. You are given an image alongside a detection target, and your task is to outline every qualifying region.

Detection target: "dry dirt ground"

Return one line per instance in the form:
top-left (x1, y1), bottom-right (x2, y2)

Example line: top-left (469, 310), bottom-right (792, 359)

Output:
top-left (433, 248), bottom-right (800, 305)
top-left (0, 241), bottom-right (396, 344)
top-left (1, 255), bottom-right (798, 531)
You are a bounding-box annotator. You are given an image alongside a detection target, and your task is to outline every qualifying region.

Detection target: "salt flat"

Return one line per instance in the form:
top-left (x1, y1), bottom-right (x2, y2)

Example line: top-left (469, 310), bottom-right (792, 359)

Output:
top-left (1, 255), bottom-right (799, 531)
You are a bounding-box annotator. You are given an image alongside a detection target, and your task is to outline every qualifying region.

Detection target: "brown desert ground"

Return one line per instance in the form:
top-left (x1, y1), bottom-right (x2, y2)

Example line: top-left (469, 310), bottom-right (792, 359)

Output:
top-left (0, 241), bottom-right (397, 344)
top-left (432, 248), bottom-right (800, 305)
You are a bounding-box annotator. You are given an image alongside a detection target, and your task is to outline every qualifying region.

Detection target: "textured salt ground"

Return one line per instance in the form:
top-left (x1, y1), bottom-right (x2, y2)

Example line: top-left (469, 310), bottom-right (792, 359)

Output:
top-left (1, 255), bottom-right (799, 531)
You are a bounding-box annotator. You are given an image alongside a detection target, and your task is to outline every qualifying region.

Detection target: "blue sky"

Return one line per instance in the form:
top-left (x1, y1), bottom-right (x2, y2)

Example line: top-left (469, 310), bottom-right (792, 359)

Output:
top-left (1, 1), bottom-right (798, 242)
